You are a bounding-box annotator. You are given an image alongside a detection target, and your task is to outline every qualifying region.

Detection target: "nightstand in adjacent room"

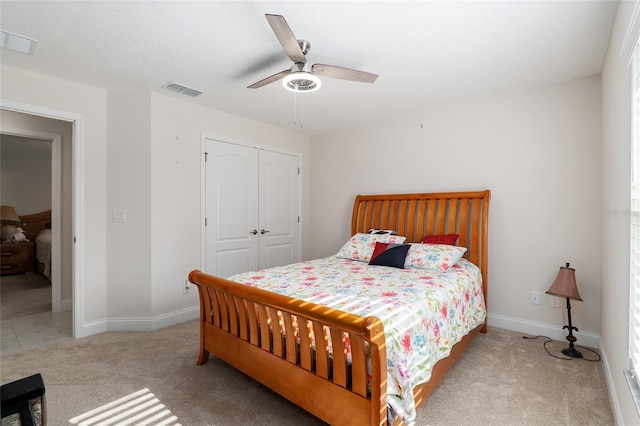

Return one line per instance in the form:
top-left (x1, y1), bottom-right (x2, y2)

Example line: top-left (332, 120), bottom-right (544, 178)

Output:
top-left (0, 242), bottom-right (34, 276)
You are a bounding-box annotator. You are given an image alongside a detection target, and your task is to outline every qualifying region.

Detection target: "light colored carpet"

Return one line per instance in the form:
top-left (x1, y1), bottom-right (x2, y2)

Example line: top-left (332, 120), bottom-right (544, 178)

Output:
top-left (0, 322), bottom-right (613, 425)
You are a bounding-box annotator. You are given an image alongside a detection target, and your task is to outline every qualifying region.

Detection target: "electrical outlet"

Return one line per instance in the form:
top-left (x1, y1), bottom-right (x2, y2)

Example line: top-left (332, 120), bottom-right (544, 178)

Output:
top-left (530, 291), bottom-right (540, 305)
top-left (183, 280), bottom-right (191, 294)
top-left (550, 296), bottom-right (560, 308)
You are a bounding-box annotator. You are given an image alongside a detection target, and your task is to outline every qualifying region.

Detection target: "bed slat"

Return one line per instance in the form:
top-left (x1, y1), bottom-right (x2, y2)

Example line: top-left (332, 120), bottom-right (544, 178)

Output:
top-left (469, 198), bottom-right (481, 266)
top-left (446, 200), bottom-right (458, 235)
top-left (237, 298), bottom-right (249, 340)
top-left (282, 312), bottom-right (297, 363)
top-left (415, 200), bottom-right (426, 241)
top-left (299, 319), bottom-right (313, 371)
top-left (436, 200), bottom-right (447, 234)
top-left (227, 294), bottom-right (238, 335)
top-left (330, 329), bottom-right (347, 388)
top-left (246, 300), bottom-right (259, 345)
top-left (426, 200), bottom-right (437, 237)
top-left (313, 322), bottom-right (329, 379)
top-left (258, 304), bottom-right (271, 351)
top-left (350, 332), bottom-right (368, 397)
top-left (219, 291), bottom-right (230, 332)
top-left (269, 308), bottom-right (283, 357)
top-left (458, 200), bottom-right (469, 254)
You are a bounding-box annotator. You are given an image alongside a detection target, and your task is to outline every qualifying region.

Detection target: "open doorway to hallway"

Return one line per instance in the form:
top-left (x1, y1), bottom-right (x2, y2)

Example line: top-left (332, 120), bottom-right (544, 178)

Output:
top-left (0, 110), bottom-right (74, 354)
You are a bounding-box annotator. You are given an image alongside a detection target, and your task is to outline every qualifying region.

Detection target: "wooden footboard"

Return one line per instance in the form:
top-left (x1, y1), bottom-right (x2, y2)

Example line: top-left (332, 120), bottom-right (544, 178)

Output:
top-left (188, 270), bottom-right (389, 426)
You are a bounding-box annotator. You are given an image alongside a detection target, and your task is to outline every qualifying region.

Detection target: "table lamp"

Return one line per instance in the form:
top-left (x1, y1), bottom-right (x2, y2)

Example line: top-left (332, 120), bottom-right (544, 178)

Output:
top-left (546, 262), bottom-right (583, 358)
top-left (0, 206), bottom-right (21, 243)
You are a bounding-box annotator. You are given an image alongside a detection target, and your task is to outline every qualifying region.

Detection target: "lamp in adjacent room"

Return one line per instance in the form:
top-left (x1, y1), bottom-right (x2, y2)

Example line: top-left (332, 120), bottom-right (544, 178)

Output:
top-left (0, 206), bottom-right (21, 243)
top-left (546, 262), bottom-right (583, 358)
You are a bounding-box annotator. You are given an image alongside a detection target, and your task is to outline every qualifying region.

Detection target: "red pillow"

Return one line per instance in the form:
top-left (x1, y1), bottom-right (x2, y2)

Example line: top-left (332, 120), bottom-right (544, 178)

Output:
top-left (421, 234), bottom-right (459, 246)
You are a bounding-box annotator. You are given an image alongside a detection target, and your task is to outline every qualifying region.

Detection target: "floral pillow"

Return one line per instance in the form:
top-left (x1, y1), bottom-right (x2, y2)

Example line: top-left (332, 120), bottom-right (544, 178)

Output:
top-left (404, 243), bottom-right (467, 273)
top-left (336, 233), bottom-right (407, 262)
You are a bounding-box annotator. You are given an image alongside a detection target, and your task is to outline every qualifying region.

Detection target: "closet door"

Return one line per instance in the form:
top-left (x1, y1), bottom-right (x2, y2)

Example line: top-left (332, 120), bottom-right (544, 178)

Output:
top-left (205, 139), bottom-right (259, 277)
top-left (205, 139), bottom-right (300, 277)
top-left (259, 149), bottom-right (300, 269)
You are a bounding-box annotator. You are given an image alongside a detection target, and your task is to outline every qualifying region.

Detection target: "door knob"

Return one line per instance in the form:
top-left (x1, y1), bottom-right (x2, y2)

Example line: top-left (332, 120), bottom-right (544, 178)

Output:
top-left (250, 229), bottom-right (258, 235)
top-left (261, 229), bottom-right (270, 234)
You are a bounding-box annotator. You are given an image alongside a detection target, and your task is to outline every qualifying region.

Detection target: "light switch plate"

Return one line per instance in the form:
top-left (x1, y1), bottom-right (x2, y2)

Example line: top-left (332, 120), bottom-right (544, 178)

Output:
top-left (112, 209), bottom-right (127, 222)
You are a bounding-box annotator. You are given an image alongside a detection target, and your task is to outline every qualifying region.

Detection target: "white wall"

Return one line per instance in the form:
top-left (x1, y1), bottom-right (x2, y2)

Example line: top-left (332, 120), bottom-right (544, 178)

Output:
top-left (601, 1), bottom-right (639, 424)
top-left (310, 76), bottom-right (603, 340)
top-left (148, 92), bottom-right (310, 319)
top-left (1, 134), bottom-right (52, 213)
top-left (106, 91), bottom-right (152, 320)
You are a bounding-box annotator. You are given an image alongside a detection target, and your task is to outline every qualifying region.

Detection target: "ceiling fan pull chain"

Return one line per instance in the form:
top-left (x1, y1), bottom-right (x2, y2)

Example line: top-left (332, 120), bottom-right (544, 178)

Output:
top-left (300, 92), bottom-right (303, 128)
top-left (292, 93), bottom-right (304, 128)
top-left (293, 92), bottom-right (297, 126)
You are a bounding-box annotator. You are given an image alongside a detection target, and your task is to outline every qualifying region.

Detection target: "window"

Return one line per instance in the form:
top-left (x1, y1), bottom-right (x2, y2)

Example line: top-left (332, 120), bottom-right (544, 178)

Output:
top-left (628, 40), bottom-right (640, 412)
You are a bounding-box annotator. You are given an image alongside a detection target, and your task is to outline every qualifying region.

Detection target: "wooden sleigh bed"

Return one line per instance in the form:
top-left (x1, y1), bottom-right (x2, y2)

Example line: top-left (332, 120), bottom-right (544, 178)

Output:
top-left (188, 190), bottom-right (490, 425)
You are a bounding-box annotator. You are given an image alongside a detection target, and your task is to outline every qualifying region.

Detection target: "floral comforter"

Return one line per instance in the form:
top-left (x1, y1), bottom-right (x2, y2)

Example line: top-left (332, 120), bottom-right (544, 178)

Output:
top-left (228, 255), bottom-right (486, 424)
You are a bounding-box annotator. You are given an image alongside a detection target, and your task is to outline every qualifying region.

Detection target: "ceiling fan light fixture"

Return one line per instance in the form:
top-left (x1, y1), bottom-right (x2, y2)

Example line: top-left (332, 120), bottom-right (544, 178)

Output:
top-left (282, 72), bottom-right (321, 93)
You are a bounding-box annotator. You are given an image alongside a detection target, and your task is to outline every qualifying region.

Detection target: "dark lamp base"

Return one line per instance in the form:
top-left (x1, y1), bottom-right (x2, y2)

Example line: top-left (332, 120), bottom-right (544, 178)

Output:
top-left (562, 347), bottom-right (583, 358)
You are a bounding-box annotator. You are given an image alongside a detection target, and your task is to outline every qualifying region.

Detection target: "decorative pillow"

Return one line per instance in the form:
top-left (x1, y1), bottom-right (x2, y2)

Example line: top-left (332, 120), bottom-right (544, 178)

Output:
top-left (336, 233), bottom-right (407, 262)
top-left (404, 243), bottom-right (467, 273)
top-left (422, 234), bottom-right (459, 246)
top-left (369, 228), bottom-right (398, 235)
top-left (368, 242), bottom-right (411, 268)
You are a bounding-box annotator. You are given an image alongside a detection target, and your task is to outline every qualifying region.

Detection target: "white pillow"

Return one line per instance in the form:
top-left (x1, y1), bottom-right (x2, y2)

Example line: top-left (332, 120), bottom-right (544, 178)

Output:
top-left (404, 243), bottom-right (467, 272)
top-left (337, 233), bottom-right (407, 262)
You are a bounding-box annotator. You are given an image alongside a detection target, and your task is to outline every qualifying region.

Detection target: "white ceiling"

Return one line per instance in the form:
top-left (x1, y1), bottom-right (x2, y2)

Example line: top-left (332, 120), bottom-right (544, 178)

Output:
top-left (1, 1), bottom-right (618, 136)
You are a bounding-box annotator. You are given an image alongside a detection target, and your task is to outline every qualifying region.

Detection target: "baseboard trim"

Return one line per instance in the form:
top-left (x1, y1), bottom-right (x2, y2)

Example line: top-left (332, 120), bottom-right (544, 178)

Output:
top-left (77, 319), bottom-right (107, 338)
top-left (105, 306), bottom-right (200, 332)
top-left (487, 312), bottom-right (600, 349)
top-left (60, 298), bottom-right (72, 312)
top-left (600, 343), bottom-right (624, 425)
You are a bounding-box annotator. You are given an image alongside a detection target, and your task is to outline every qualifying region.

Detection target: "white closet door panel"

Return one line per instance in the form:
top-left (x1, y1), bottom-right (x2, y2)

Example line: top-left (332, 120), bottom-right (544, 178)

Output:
top-left (216, 249), bottom-right (252, 279)
top-left (205, 139), bottom-right (259, 277)
top-left (259, 149), bottom-right (300, 269)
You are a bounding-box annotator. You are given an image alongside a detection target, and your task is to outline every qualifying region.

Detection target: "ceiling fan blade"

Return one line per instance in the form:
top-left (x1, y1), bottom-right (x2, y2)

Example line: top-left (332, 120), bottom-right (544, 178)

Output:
top-left (312, 64), bottom-right (378, 84)
top-left (265, 14), bottom-right (306, 64)
top-left (247, 69), bottom-right (291, 89)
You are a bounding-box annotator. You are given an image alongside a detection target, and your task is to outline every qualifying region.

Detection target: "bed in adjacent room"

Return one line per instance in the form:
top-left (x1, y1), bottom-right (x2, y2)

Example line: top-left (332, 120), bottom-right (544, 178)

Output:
top-left (19, 210), bottom-right (52, 280)
top-left (189, 190), bottom-right (490, 425)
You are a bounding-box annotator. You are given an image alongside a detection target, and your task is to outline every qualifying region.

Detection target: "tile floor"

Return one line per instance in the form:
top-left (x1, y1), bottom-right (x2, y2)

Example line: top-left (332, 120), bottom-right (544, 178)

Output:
top-left (1, 273), bottom-right (72, 356)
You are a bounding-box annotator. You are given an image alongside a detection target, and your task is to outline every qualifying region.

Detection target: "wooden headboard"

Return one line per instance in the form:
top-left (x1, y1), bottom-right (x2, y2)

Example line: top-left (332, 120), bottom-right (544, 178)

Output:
top-left (351, 190), bottom-right (491, 319)
top-left (18, 210), bottom-right (51, 241)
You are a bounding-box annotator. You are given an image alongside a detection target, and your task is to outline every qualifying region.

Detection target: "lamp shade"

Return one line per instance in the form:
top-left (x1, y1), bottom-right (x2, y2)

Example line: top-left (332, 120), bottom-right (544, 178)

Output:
top-left (0, 206), bottom-right (20, 223)
top-left (546, 263), bottom-right (582, 301)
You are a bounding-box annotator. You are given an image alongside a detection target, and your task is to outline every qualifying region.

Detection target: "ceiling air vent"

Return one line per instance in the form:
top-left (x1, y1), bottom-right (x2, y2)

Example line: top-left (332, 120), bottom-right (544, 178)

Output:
top-left (163, 82), bottom-right (204, 97)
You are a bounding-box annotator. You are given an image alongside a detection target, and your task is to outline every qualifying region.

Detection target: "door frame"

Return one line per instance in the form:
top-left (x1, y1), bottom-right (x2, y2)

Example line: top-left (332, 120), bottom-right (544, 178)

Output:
top-left (1, 126), bottom-right (63, 312)
top-left (1, 99), bottom-right (85, 339)
top-left (200, 132), bottom-right (302, 272)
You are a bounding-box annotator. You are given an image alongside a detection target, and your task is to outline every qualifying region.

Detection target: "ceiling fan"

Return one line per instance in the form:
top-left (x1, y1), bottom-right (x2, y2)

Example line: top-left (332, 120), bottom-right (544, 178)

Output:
top-left (247, 14), bottom-right (378, 93)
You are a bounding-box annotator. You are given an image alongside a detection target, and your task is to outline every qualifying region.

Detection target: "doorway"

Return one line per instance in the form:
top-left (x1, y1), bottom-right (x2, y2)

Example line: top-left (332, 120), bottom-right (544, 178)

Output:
top-left (0, 104), bottom-right (79, 348)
